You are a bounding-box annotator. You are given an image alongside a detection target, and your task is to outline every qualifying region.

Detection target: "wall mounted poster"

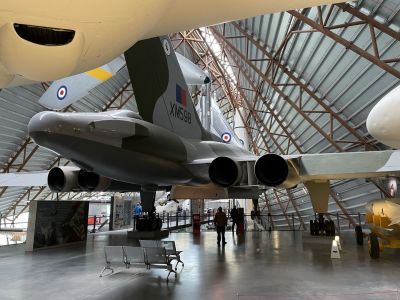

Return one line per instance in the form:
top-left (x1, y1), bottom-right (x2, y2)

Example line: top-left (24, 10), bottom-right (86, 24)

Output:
top-left (27, 201), bottom-right (89, 250)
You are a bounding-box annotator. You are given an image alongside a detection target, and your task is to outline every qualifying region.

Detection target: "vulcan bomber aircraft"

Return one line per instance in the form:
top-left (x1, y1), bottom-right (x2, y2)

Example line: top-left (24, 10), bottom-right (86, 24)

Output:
top-left (1, 36), bottom-right (397, 215)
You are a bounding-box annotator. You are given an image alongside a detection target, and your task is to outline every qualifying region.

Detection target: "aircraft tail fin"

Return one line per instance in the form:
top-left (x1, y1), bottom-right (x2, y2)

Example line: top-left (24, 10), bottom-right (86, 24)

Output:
top-left (124, 36), bottom-right (206, 140)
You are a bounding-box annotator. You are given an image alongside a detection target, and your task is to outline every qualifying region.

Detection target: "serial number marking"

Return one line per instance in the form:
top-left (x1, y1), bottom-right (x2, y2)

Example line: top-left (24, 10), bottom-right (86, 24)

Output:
top-left (169, 103), bottom-right (192, 124)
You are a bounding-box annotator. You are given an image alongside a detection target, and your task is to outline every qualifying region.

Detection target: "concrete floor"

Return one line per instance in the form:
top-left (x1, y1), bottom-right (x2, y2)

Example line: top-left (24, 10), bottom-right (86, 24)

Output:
top-left (0, 230), bottom-right (399, 300)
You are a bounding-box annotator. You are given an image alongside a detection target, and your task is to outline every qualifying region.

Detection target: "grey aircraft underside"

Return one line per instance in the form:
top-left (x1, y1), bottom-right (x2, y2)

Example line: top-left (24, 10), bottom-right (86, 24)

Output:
top-left (3, 36), bottom-right (400, 214)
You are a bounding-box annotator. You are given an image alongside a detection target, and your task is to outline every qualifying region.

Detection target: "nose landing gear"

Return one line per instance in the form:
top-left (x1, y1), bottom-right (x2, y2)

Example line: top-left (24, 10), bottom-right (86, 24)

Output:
top-left (368, 233), bottom-right (383, 259)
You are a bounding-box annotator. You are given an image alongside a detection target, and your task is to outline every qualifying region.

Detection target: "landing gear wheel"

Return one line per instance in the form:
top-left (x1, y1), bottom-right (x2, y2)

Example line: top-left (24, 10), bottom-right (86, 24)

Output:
top-left (368, 234), bottom-right (380, 259)
top-left (324, 220), bottom-right (330, 236)
top-left (355, 225), bottom-right (363, 245)
top-left (310, 220), bottom-right (315, 235)
top-left (329, 220), bottom-right (335, 236)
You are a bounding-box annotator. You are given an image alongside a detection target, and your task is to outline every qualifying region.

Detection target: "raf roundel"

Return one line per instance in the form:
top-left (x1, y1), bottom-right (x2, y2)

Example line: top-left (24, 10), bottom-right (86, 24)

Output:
top-left (57, 85), bottom-right (68, 100)
top-left (221, 132), bottom-right (232, 143)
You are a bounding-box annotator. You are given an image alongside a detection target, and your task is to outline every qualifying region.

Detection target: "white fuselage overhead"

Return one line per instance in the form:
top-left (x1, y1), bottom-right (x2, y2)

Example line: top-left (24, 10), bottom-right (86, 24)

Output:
top-left (0, 0), bottom-right (344, 87)
top-left (366, 85), bottom-right (400, 149)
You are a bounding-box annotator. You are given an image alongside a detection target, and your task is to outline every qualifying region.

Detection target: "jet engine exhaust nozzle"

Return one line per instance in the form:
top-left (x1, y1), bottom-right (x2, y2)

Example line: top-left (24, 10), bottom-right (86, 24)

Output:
top-left (208, 157), bottom-right (242, 187)
top-left (254, 154), bottom-right (300, 188)
top-left (47, 166), bottom-right (80, 192)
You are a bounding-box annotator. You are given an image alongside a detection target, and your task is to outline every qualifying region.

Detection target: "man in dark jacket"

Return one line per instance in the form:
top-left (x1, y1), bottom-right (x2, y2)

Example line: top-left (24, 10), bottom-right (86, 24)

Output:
top-left (230, 205), bottom-right (238, 233)
top-left (214, 207), bottom-right (227, 246)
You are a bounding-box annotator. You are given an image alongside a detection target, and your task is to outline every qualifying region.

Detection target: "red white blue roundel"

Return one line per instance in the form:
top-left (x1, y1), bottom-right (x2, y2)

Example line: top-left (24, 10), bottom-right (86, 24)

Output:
top-left (221, 132), bottom-right (232, 143)
top-left (57, 85), bottom-right (68, 100)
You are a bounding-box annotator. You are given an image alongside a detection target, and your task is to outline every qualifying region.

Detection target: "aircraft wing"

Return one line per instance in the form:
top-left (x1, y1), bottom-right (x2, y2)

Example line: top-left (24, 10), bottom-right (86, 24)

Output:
top-left (38, 56), bottom-right (125, 110)
top-left (185, 150), bottom-right (400, 213)
top-left (0, 172), bottom-right (48, 187)
top-left (189, 150), bottom-right (400, 181)
top-left (144, 0), bottom-right (345, 39)
top-left (289, 151), bottom-right (400, 212)
top-left (294, 150), bottom-right (400, 181)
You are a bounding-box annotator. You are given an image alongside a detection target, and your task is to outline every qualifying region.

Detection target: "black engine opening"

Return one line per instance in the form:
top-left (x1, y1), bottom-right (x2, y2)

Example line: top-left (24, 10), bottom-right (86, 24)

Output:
top-left (47, 167), bottom-right (66, 192)
top-left (209, 157), bottom-right (239, 187)
top-left (78, 171), bottom-right (100, 191)
top-left (254, 154), bottom-right (288, 187)
top-left (14, 23), bottom-right (75, 46)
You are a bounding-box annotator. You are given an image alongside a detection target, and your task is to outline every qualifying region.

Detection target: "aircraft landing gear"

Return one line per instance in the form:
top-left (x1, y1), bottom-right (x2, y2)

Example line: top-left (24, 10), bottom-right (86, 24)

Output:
top-left (310, 215), bottom-right (335, 236)
top-left (368, 233), bottom-right (381, 259)
top-left (310, 220), bottom-right (316, 235)
top-left (355, 225), bottom-right (363, 245)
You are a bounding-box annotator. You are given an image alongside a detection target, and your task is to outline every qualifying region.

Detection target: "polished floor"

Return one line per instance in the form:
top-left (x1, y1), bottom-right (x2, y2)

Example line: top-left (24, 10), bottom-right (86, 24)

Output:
top-left (0, 229), bottom-right (400, 300)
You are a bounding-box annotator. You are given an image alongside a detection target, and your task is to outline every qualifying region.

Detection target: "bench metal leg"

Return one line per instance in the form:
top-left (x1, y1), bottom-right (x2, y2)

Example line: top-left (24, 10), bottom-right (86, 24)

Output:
top-left (167, 265), bottom-right (177, 282)
top-left (174, 256), bottom-right (184, 270)
top-left (167, 270), bottom-right (177, 282)
top-left (99, 264), bottom-right (114, 277)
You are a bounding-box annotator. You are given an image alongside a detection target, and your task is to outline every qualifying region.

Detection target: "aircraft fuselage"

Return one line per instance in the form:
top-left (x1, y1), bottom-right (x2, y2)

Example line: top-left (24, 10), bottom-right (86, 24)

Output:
top-left (28, 110), bottom-right (254, 187)
top-left (0, 0), bottom-right (344, 87)
top-left (0, 1), bottom-right (167, 86)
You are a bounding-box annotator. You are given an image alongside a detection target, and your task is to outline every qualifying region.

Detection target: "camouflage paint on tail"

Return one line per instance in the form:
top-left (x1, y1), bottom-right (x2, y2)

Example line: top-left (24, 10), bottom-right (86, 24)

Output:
top-left (124, 36), bottom-right (205, 140)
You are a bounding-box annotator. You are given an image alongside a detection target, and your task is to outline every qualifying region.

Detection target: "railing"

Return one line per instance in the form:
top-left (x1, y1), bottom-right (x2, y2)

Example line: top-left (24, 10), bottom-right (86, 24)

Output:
top-left (160, 212), bottom-right (214, 230)
top-left (0, 220), bottom-right (28, 231)
top-left (87, 215), bottom-right (110, 233)
top-left (135, 211), bottom-right (367, 233)
top-left (255, 212), bottom-right (366, 233)
top-left (0, 230), bottom-right (27, 246)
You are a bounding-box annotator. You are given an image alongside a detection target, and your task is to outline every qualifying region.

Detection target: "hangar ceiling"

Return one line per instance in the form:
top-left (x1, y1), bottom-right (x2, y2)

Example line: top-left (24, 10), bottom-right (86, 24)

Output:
top-left (0, 0), bottom-right (399, 229)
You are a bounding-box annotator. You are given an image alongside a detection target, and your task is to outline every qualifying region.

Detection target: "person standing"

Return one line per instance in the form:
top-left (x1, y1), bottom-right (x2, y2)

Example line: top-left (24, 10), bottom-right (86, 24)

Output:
top-left (214, 207), bottom-right (227, 246)
top-left (230, 205), bottom-right (238, 233)
top-left (133, 203), bottom-right (142, 230)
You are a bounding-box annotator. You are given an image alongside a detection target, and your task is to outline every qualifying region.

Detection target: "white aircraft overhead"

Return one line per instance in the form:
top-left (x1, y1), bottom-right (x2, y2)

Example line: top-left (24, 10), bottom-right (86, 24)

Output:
top-left (39, 53), bottom-right (209, 110)
top-left (0, 0), bottom-right (344, 87)
top-left (366, 85), bottom-right (400, 149)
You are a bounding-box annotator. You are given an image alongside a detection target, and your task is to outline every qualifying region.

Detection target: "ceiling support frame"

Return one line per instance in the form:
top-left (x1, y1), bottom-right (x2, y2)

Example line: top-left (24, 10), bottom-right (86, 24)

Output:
top-left (288, 8), bottom-right (400, 79)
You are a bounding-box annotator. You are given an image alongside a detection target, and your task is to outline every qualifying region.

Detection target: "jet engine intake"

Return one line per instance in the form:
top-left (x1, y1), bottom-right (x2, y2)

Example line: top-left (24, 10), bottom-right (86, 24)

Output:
top-left (14, 24), bottom-right (75, 46)
top-left (209, 157), bottom-right (242, 187)
top-left (47, 166), bottom-right (80, 192)
top-left (78, 170), bottom-right (142, 192)
top-left (77, 170), bottom-right (112, 191)
top-left (254, 154), bottom-right (300, 188)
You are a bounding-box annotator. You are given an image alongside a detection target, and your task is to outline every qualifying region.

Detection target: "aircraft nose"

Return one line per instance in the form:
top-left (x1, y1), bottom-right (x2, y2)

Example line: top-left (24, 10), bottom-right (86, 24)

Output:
top-left (28, 111), bottom-right (65, 147)
top-left (366, 85), bottom-right (400, 149)
top-left (366, 104), bottom-right (387, 142)
top-left (28, 111), bottom-right (61, 135)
